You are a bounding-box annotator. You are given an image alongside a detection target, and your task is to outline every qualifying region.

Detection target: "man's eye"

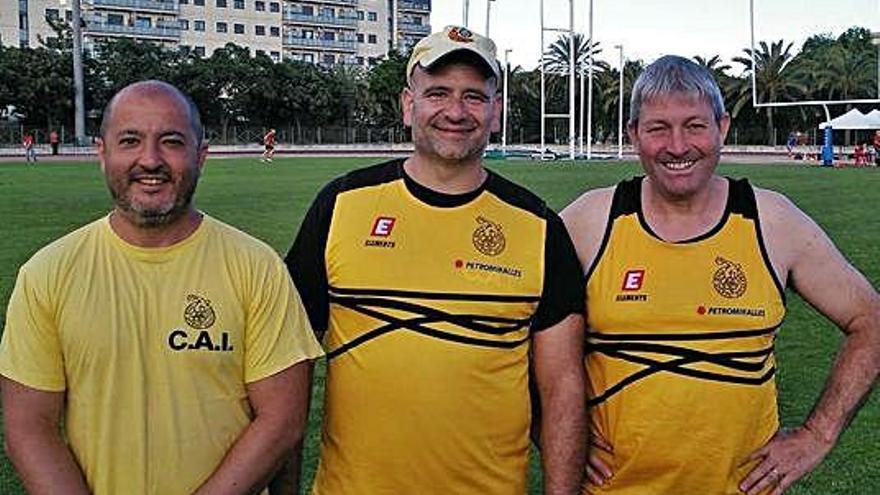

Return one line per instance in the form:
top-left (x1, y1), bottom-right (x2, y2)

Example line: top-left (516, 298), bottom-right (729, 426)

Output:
top-left (119, 137), bottom-right (138, 146)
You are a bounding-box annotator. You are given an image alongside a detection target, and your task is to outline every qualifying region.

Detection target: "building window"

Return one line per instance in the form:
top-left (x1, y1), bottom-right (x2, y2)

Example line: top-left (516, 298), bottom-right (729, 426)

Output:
top-left (194, 20), bottom-right (205, 31)
top-left (270, 51), bottom-right (280, 62)
top-left (135, 16), bottom-right (151, 28)
top-left (356, 56), bottom-right (364, 65)
top-left (179, 19), bottom-right (189, 30)
top-left (179, 0), bottom-right (188, 4)
top-left (234, 23), bottom-right (245, 34)
top-left (356, 10), bottom-right (364, 20)
top-left (255, 25), bottom-right (265, 35)
top-left (194, 0), bottom-right (205, 5)
top-left (233, 0), bottom-right (244, 9)
top-left (194, 46), bottom-right (206, 57)
top-left (216, 0), bottom-right (226, 7)
top-left (270, 26), bottom-right (280, 36)
top-left (107, 13), bottom-right (124, 26)
top-left (356, 33), bottom-right (363, 43)
top-left (216, 21), bottom-right (227, 33)
top-left (269, 1), bottom-right (279, 12)
top-left (302, 53), bottom-right (314, 63)
top-left (367, 11), bottom-right (377, 21)
top-left (45, 8), bottom-right (59, 20)
top-left (65, 10), bottom-right (72, 21)
top-left (323, 54), bottom-right (335, 65)
top-left (368, 34), bottom-right (377, 44)
top-left (300, 5), bottom-right (313, 15)
top-left (255, 0), bottom-right (264, 11)
top-left (412, 16), bottom-right (422, 25)
top-left (319, 7), bottom-right (334, 17)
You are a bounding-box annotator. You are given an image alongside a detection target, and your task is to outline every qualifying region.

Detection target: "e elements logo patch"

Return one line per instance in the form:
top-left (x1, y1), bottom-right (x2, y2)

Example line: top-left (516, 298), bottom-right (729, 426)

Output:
top-left (472, 216), bottom-right (505, 256)
top-left (184, 294), bottom-right (215, 329)
top-left (621, 269), bottom-right (645, 291)
top-left (712, 256), bottom-right (747, 299)
top-left (370, 216), bottom-right (396, 237)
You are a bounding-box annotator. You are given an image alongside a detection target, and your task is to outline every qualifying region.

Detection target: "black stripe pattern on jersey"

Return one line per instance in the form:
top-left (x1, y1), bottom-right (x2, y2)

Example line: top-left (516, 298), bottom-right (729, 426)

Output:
top-left (327, 286), bottom-right (538, 359)
top-left (587, 325), bottom-right (778, 406)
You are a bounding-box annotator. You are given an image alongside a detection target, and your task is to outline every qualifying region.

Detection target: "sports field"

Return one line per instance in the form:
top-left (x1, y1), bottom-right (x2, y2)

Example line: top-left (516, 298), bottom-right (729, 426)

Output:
top-left (0, 156), bottom-right (877, 494)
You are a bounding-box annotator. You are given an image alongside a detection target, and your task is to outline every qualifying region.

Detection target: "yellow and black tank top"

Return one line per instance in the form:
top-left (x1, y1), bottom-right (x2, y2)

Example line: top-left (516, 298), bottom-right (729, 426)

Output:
top-left (585, 176), bottom-right (786, 495)
top-left (285, 159), bottom-right (584, 495)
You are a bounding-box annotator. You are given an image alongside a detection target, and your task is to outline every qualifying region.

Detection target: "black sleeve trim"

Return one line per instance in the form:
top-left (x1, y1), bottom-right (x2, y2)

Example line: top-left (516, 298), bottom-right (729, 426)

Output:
top-left (531, 210), bottom-right (586, 332)
top-left (284, 178), bottom-right (342, 338)
top-left (744, 181), bottom-right (787, 305)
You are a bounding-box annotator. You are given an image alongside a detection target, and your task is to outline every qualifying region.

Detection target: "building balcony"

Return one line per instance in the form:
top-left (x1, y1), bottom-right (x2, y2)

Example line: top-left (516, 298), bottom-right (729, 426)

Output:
top-left (84, 20), bottom-right (182, 40)
top-left (283, 12), bottom-right (358, 28)
top-left (284, 35), bottom-right (356, 51)
top-left (90, 0), bottom-right (178, 13)
top-left (398, 21), bottom-right (430, 34)
top-left (398, 0), bottom-right (430, 12)
top-left (299, 0), bottom-right (357, 6)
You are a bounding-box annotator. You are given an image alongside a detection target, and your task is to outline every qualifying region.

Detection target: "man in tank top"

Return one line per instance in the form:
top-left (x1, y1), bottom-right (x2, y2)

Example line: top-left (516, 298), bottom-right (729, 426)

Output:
top-left (561, 55), bottom-right (879, 495)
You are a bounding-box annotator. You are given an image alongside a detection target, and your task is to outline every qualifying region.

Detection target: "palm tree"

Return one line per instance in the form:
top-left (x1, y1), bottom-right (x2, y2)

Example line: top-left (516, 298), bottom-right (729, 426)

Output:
top-left (598, 60), bottom-right (644, 142)
top-left (542, 33), bottom-right (605, 76)
top-left (729, 40), bottom-right (807, 144)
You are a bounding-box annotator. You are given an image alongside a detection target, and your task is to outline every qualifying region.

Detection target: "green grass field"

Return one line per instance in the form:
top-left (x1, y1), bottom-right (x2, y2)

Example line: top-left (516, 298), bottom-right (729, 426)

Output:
top-left (0, 157), bottom-right (877, 494)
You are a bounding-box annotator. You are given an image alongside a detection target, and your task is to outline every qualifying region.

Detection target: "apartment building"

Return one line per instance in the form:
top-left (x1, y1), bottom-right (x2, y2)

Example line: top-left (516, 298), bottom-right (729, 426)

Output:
top-left (2, 0), bottom-right (430, 66)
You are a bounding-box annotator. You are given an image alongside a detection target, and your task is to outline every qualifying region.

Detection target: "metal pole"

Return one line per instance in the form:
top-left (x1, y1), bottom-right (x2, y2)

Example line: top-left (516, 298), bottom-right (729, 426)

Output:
top-left (72, 0), bottom-right (86, 146)
top-left (586, 0), bottom-right (593, 159)
top-left (486, 0), bottom-right (493, 37)
top-left (503, 48), bottom-right (511, 156)
top-left (391, 0), bottom-right (398, 51)
top-left (463, 0), bottom-right (469, 27)
top-left (540, 0), bottom-right (545, 152)
top-left (615, 44), bottom-right (623, 160)
top-left (568, 0), bottom-right (575, 160)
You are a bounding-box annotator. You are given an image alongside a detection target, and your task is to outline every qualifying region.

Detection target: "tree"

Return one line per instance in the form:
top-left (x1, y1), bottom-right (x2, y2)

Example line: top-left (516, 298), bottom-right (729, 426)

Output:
top-left (364, 51), bottom-right (408, 127)
top-left (730, 40), bottom-right (807, 144)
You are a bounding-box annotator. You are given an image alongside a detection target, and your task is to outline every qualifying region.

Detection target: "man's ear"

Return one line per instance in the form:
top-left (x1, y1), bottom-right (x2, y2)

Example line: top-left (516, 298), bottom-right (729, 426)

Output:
top-left (96, 137), bottom-right (106, 173)
top-left (401, 87), bottom-right (414, 127)
top-left (490, 93), bottom-right (502, 133)
top-left (627, 122), bottom-right (640, 153)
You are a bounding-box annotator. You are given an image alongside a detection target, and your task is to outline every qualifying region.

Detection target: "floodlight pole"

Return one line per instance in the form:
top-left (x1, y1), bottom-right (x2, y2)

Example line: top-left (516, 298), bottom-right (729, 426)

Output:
top-left (72, 0), bottom-right (86, 146)
top-left (486, 0), bottom-right (495, 37)
top-left (615, 44), bottom-right (624, 160)
top-left (568, 0), bottom-right (575, 160)
top-left (872, 32), bottom-right (880, 98)
top-left (463, 0), bottom-right (469, 27)
top-left (503, 48), bottom-right (512, 155)
top-left (586, 0), bottom-right (593, 159)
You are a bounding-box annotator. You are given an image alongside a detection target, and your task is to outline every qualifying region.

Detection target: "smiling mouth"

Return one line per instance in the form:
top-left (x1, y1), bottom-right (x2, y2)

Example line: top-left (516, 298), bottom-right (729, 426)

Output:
top-left (131, 175), bottom-right (171, 187)
top-left (660, 159), bottom-right (695, 171)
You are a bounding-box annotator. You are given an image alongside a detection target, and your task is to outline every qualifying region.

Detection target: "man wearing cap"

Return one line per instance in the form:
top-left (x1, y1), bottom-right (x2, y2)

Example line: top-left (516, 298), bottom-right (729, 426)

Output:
top-left (286, 26), bottom-right (586, 495)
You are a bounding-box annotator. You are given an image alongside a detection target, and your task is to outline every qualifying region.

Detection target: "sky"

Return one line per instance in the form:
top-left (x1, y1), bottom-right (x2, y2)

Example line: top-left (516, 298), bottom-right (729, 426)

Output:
top-left (431, 0), bottom-right (880, 73)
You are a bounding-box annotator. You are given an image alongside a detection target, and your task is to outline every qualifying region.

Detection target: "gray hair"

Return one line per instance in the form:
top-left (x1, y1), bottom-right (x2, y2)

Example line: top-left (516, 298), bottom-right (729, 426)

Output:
top-left (629, 55), bottom-right (726, 127)
top-left (100, 80), bottom-right (204, 145)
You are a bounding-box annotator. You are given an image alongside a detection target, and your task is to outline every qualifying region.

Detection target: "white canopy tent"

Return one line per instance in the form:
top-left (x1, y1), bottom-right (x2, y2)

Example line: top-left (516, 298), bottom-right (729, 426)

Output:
top-left (818, 108), bottom-right (880, 129)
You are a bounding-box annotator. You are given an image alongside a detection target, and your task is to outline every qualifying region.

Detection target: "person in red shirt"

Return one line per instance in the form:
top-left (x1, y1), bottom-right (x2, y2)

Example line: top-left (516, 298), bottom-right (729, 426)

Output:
top-left (49, 130), bottom-right (60, 155)
top-left (261, 128), bottom-right (277, 163)
top-left (872, 130), bottom-right (880, 166)
top-left (22, 133), bottom-right (37, 163)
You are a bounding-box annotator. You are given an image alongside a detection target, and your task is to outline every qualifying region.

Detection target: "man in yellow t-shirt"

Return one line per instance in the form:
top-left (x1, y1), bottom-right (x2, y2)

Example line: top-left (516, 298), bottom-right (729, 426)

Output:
top-left (0, 80), bottom-right (323, 495)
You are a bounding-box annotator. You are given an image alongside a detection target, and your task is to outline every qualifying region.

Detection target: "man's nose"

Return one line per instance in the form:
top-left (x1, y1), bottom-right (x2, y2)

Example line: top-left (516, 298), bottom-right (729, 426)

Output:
top-left (666, 127), bottom-right (689, 155)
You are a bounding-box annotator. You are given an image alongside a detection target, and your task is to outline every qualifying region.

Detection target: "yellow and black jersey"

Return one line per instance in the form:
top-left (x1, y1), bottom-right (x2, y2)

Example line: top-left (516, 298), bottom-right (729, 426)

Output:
top-left (585, 176), bottom-right (786, 495)
top-left (286, 159), bottom-right (584, 495)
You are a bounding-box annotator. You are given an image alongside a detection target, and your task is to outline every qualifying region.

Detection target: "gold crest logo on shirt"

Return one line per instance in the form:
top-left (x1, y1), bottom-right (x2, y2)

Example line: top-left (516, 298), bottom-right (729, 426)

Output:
top-left (184, 294), bottom-right (216, 329)
top-left (472, 216), bottom-right (506, 256)
top-left (712, 257), bottom-right (747, 299)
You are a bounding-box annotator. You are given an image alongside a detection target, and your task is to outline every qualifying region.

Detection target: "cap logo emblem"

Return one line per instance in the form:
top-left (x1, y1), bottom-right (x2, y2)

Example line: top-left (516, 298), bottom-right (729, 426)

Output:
top-left (448, 27), bottom-right (474, 43)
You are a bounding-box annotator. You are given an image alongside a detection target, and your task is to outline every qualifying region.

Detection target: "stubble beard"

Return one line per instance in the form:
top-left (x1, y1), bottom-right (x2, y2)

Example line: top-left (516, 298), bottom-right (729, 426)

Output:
top-left (108, 168), bottom-right (199, 228)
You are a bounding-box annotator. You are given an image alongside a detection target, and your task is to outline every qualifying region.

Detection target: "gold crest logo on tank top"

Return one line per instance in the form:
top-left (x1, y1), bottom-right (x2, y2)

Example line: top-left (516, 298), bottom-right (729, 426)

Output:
top-left (184, 294), bottom-right (216, 329)
top-left (712, 257), bottom-right (747, 299)
top-left (472, 216), bottom-right (506, 256)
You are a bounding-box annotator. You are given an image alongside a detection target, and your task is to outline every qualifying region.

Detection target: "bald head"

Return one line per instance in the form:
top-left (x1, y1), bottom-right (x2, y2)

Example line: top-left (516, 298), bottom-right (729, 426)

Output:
top-left (100, 80), bottom-right (204, 146)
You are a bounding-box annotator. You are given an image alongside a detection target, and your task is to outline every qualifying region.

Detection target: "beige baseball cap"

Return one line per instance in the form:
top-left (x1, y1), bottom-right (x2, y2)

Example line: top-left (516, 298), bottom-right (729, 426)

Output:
top-left (406, 25), bottom-right (501, 85)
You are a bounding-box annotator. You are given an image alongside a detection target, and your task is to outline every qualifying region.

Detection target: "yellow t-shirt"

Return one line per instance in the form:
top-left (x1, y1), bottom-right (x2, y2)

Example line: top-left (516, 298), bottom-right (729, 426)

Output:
top-left (0, 214), bottom-right (323, 495)
top-left (286, 160), bottom-right (585, 495)
top-left (585, 177), bottom-right (786, 495)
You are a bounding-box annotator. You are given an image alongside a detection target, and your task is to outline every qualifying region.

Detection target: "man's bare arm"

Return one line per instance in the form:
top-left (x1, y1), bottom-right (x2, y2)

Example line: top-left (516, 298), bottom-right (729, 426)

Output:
top-left (194, 361), bottom-right (313, 495)
top-left (1, 377), bottom-right (90, 495)
top-left (741, 191), bottom-right (880, 495)
top-left (533, 313), bottom-right (587, 495)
